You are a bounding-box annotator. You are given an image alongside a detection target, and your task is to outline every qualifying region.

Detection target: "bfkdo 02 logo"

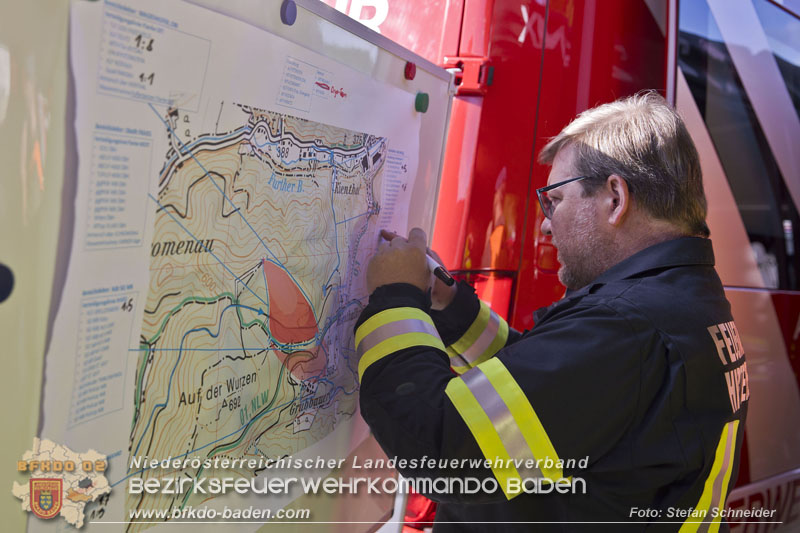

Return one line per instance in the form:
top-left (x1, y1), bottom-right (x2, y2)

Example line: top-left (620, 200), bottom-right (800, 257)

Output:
top-left (12, 438), bottom-right (111, 528)
top-left (30, 479), bottom-right (63, 520)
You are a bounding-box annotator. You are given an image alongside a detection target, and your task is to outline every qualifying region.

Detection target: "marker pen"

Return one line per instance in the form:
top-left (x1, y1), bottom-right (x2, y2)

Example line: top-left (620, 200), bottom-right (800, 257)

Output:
top-left (379, 230), bottom-right (455, 286)
top-left (426, 255), bottom-right (455, 286)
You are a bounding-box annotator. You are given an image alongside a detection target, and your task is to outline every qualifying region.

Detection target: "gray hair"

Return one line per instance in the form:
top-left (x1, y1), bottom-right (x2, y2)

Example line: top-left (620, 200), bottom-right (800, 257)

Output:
top-left (539, 91), bottom-right (709, 237)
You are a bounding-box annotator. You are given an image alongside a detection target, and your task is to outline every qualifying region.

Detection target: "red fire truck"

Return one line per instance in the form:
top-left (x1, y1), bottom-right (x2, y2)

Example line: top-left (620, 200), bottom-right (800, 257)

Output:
top-left (325, 0), bottom-right (800, 530)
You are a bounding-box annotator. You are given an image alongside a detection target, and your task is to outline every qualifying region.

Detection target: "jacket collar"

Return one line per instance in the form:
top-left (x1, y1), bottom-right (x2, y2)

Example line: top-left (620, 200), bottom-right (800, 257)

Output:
top-left (592, 236), bottom-right (715, 285)
top-left (536, 237), bottom-right (716, 325)
top-left (560, 237), bottom-right (715, 302)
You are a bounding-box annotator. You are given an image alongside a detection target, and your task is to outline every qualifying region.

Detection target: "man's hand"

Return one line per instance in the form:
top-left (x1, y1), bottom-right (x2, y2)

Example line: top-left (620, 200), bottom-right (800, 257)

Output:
top-left (366, 228), bottom-right (430, 293)
top-left (368, 228), bottom-right (457, 310)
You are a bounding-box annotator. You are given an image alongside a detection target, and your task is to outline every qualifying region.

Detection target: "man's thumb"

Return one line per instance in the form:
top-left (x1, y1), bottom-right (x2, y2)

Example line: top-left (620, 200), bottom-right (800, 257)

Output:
top-left (407, 227), bottom-right (428, 249)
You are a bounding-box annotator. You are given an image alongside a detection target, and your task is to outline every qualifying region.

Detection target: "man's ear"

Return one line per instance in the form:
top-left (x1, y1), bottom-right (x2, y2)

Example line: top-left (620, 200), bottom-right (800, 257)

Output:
top-left (606, 174), bottom-right (630, 226)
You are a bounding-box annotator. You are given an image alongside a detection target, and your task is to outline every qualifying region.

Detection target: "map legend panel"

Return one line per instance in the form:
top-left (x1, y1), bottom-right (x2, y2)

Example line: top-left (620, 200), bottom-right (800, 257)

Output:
top-left (378, 148), bottom-right (411, 227)
top-left (85, 126), bottom-right (153, 250)
top-left (277, 57), bottom-right (334, 112)
top-left (97, 0), bottom-right (210, 110)
top-left (68, 288), bottom-right (136, 428)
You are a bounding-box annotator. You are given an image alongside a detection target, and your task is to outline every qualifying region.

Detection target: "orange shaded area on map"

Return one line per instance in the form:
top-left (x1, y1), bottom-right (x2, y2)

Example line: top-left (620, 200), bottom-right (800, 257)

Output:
top-left (262, 259), bottom-right (325, 376)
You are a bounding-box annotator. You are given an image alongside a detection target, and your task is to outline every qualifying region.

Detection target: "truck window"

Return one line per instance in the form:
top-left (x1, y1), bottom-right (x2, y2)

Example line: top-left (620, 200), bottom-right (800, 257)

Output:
top-left (678, 0), bottom-right (800, 290)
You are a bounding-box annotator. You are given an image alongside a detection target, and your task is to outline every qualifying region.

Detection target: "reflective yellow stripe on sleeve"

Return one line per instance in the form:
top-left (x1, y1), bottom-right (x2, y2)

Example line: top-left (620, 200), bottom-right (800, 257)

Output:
top-left (445, 358), bottom-right (564, 499)
top-left (479, 358), bottom-right (563, 482)
top-left (679, 420), bottom-right (740, 533)
top-left (355, 307), bottom-right (445, 382)
top-left (446, 301), bottom-right (509, 373)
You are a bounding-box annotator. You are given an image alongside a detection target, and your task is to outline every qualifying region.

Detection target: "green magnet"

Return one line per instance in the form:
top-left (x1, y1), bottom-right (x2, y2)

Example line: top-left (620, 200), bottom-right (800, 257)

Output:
top-left (415, 92), bottom-right (429, 113)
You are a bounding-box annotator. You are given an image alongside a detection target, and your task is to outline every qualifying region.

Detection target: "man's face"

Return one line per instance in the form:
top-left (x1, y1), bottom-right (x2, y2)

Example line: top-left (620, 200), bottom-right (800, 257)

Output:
top-left (540, 146), bottom-right (611, 290)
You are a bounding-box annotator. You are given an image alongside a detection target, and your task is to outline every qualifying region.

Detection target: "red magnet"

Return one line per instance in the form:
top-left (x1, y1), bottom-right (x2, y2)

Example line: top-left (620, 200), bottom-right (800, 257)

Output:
top-left (405, 61), bottom-right (417, 80)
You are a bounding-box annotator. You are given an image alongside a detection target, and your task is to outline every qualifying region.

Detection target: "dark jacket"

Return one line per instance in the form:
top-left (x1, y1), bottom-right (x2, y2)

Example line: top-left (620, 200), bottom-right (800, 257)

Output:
top-left (355, 237), bottom-right (748, 532)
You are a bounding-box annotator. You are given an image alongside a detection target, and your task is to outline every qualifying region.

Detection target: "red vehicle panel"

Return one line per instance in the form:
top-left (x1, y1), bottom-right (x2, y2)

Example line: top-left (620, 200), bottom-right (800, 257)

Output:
top-left (331, 0), bottom-right (800, 529)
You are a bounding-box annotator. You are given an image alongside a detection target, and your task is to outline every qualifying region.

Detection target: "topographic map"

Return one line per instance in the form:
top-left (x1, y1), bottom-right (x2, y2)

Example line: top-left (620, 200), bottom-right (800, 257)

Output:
top-left (43, 0), bottom-right (425, 529)
top-left (127, 102), bottom-right (384, 522)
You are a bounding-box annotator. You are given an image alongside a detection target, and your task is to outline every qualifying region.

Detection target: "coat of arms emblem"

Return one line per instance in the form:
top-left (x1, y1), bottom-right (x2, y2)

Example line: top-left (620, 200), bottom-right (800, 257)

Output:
top-left (29, 478), bottom-right (62, 520)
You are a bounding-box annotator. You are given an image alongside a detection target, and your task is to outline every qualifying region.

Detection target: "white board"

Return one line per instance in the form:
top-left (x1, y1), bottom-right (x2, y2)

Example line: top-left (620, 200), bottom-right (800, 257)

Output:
top-left (1, 0), bottom-right (452, 531)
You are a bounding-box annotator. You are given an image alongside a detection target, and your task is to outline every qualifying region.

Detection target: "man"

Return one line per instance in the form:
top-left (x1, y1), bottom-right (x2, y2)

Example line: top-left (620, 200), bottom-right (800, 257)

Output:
top-left (355, 92), bottom-right (748, 531)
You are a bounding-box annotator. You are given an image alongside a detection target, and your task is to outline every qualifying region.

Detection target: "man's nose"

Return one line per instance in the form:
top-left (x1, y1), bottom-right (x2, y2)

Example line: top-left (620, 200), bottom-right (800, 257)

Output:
top-left (541, 217), bottom-right (552, 235)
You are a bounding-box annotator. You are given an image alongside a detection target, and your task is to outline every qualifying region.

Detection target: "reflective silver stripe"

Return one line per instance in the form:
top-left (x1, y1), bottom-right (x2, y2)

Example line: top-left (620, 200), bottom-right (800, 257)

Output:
top-left (450, 358), bottom-right (472, 375)
top-left (461, 366), bottom-right (544, 479)
top-left (699, 422), bottom-right (736, 533)
top-left (459, 310), bottom-right (501, 364)
top-left (356, 319), bottom-right (440, 358)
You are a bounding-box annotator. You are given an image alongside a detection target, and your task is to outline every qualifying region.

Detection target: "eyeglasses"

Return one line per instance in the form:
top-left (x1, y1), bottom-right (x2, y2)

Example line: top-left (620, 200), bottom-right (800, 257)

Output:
top-left (536, 176), bottom-right (589, 219)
